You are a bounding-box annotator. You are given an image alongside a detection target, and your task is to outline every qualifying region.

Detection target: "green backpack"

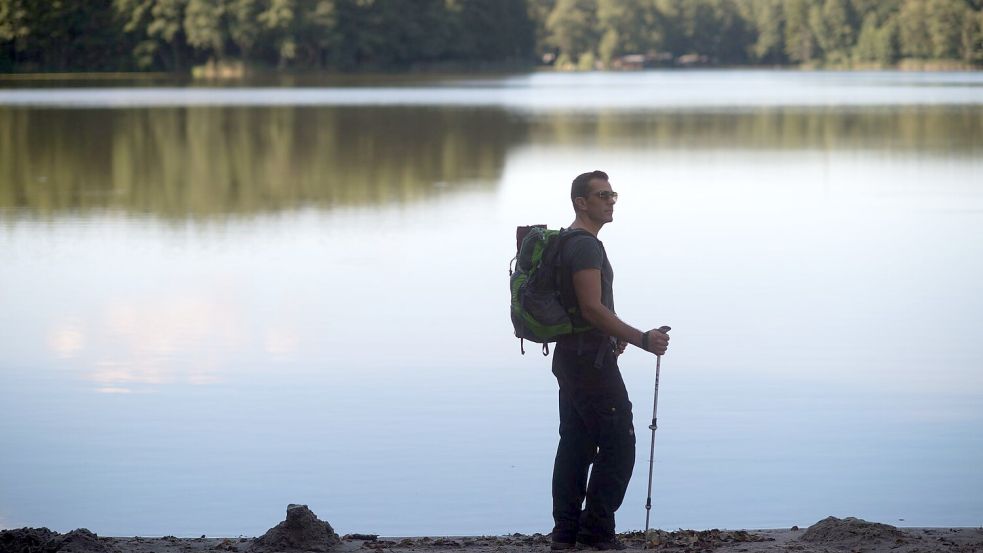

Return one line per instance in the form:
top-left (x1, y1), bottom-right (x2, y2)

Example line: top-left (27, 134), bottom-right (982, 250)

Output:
top-left (509, 225), bottom-right (592, 355)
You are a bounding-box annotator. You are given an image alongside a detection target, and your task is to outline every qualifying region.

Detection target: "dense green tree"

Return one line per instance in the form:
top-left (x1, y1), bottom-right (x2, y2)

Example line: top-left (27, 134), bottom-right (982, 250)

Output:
top-left (0, 0), bottom-right (28, 69)
top-left (452, 0), bottom-right (534, 62)
top-left (184, 0), bottom-right (226, 59)
top-left (228, 0), bottom-right (262, 62)
top-left (854, 12), bottom-right (880, 62)
top-left (352, 0), bottom-right (447, 67)
top-left (291, 0), bottom-right (339, 68)
top-left (963, 9), bottom-right (983, 63)
top-left (926, 0), bottom-right (968, 59)
top-left (116, 0), bottom-right (155, 67)
top-left (529, 0), bottom-right (557, 59)
top-left (784, 0), bottom-right (818, 64)
top-left (878, 19), bottom-right (901, 64)
top-left (748, 0), bottom-right (787, 64)
top-left (852, 0), bottom-right (904, 21)
top-left (115, 0), bottom-right (188, 69)
top-left (0, 0), bottom-right (128, 70)
top-left (812, 0), bottom-right (858, 64)
top-left (0, 0), bottom-right (29, 43)
top-left (545, 0), bottom-right (598, 68)
top-left (147, 0), bottom-right (189, 69)
top-left (898, 0), bottom-right (933, 58)
top-left (692, 0), bottom-right (753, 63)
top-left (256, 0), bottom-right (305, 67)
top-left (595, 0), bottom-right (660, 63)
top-left (651, 0), bottom-right (688, 55)
top-left (854, 12), bottom-right (898, 64)
top-left (3, 0), bottom-right (983, 73)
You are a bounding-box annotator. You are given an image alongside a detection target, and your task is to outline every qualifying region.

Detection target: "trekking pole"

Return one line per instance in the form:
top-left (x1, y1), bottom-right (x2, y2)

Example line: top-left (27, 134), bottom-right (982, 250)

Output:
top-left (644, 325), bottom-right (671, 540)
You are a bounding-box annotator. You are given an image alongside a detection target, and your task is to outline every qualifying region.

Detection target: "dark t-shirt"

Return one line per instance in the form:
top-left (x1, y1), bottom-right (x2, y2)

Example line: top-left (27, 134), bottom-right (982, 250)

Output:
top-left (561, 230), bottom-right (614, 329)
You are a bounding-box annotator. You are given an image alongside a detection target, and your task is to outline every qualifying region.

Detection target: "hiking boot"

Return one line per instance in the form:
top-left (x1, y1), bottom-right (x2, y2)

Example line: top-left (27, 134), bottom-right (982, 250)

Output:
top-left (550, 540), bottom-right (577, 551)
top-left (576, 537), bottom-right (626, 551)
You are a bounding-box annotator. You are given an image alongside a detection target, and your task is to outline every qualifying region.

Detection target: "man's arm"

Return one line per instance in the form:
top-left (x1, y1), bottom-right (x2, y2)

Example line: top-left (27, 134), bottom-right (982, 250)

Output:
top-left (572, 268), bottom-right (669, 355)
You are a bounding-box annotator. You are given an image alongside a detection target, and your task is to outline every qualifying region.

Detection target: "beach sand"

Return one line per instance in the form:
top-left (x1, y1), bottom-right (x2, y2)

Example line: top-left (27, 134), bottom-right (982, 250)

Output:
top-left (2, 507), bottom-right (980, 553)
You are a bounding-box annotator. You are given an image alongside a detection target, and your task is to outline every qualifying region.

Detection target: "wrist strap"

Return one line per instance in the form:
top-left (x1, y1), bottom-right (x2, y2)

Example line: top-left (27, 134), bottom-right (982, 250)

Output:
top-left (641, 330), bottom-right (650, 351)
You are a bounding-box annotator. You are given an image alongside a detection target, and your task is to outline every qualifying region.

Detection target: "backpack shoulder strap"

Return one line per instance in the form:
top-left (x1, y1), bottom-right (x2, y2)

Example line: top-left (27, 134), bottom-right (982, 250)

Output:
top-left (552, 228), bottom-right (596, 314)
top-left (554, 228), bottom-right (598, 267)
top-left (554, 227), bottom-right (593, 251)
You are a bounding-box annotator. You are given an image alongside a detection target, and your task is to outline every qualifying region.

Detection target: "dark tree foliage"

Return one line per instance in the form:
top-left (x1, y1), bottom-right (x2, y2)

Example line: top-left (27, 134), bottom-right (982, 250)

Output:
top-left (0, 0), bottom-right (980, 72)
top-left (540, 0), bottom-right (980, 68)
top-left (1, 0), bottom-right (136, 71)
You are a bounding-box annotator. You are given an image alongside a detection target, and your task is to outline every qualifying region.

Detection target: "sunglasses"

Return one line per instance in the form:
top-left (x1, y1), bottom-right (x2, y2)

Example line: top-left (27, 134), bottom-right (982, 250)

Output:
top-left (590, 190), bottom-right (619, 201)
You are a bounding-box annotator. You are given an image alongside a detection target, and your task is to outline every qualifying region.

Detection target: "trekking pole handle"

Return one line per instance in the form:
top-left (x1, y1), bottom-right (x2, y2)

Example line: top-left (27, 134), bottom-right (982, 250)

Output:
top-left (654, 325), bottom-right (670, 356)
top-left (649, 326), bottom-right (670, 431)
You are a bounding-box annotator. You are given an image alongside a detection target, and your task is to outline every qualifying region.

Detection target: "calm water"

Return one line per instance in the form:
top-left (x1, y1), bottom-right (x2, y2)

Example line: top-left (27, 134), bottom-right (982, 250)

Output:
top-left (1, 71), bottom-right (982, 537)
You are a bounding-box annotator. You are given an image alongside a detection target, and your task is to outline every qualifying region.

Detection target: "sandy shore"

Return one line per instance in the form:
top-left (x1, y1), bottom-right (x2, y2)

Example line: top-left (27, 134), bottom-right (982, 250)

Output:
top-left (2, 510), bottom-right (981, 553)
top-left (107, 527), bottom-right (983, 553)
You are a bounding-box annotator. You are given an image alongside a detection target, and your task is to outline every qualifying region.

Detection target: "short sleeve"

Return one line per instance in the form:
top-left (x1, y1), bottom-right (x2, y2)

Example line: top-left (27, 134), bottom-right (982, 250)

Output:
top-left (564, 235), bottom-right (603, 274)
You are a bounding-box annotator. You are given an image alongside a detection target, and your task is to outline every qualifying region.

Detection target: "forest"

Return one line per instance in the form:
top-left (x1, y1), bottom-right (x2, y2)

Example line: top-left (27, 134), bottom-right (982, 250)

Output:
top-left (1, 0), bottom-right (981, 73)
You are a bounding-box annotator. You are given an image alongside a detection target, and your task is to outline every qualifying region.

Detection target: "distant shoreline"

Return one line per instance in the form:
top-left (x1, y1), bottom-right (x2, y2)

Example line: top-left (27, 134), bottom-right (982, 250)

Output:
top-left (1, 63), bottom-right (980, 83)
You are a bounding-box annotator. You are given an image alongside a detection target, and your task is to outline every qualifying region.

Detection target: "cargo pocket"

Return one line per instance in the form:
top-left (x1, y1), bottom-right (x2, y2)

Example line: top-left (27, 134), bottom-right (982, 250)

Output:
top-left (589, 396), bottom-right (635, 452)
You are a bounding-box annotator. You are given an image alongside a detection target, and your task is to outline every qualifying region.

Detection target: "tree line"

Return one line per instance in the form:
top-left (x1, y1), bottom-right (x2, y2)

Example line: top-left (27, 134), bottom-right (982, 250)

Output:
top-left (1, 0), bottom-right (981, 73)
top-left (540, 0), bottom-right (983, 69)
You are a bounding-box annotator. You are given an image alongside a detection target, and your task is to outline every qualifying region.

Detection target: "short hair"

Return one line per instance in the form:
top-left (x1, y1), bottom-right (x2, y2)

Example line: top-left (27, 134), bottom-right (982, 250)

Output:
top-left (571, 170), bottom-right (609, 202)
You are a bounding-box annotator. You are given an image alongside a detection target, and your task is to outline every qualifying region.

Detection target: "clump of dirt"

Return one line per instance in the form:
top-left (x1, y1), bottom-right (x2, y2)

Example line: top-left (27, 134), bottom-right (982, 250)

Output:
top-left (252, 504), bottom-right (340, 552)
top-left (0, 528), bottom-right (117, 553)
top-left (49, 529), bottom-right (118, 553)
top-left (0, 527), bottom-right (60, 553)
top-left (800, 516), bottom-right (908, 548)
top-left (623, 528), bottom-right (770, 551)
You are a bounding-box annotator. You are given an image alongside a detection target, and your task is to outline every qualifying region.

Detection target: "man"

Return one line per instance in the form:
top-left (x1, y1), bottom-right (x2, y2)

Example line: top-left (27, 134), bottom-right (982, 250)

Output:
top-left (550, 170), bottom-right (670, 551)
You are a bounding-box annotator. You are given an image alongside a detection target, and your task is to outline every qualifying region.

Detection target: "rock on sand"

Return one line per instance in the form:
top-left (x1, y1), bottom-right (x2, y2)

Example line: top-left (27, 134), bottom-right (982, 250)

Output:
top-left (0, 527), bottom-right (119, 553)
top-left (800, 516), bottom-right (908, 548)
top-left (251, 505), bottom-right (341, 552)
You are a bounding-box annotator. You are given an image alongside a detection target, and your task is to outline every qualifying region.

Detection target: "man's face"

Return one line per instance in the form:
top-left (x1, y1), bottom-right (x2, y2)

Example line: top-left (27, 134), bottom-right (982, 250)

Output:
top-left (582, 178), bottom-right (617, 224)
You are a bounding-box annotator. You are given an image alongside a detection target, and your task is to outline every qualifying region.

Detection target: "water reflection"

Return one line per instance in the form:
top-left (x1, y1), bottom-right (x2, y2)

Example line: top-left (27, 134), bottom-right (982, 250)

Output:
top-left (0, 106), bottom-right (522, 219)
top-left (45, 292), bottom-right (251, 392)
top-left (530, 106), bottom-right (982, 154)
top-left (2, 104), bottom-right (980, 220)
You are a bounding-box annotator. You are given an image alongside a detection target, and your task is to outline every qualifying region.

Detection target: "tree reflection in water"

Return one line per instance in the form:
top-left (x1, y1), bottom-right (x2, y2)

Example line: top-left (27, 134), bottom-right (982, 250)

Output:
top-left (0, 104), bottom-right (980, 219)
top-left (0, 106), bottom-right (525, 219)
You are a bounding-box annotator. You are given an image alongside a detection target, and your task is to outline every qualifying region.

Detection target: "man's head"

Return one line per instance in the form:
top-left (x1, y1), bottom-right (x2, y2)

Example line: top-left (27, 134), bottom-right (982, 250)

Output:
top-left (571, 170), bottom-right (617, 226)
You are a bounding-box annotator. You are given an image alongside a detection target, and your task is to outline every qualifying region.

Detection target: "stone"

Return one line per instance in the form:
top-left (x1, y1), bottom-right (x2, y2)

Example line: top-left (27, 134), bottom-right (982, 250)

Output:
top-left (800, 516), bottom-right (907, 547)
top-left (252, 504), bottom-right (341, 552)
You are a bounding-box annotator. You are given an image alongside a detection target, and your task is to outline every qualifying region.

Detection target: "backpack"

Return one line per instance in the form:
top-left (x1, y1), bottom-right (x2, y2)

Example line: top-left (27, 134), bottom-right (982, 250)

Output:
top-left (509, 225), bottom-right (592, 355)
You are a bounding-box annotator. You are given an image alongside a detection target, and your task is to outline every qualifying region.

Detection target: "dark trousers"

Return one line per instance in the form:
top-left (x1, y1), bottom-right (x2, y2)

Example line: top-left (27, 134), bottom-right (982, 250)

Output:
top-left (551, 338), bottom-right (635, 543)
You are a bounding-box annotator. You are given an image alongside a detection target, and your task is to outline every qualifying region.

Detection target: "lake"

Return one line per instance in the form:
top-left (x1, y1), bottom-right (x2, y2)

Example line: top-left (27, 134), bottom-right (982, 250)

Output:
top-left (1, 70), bottom-right (981, 537)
